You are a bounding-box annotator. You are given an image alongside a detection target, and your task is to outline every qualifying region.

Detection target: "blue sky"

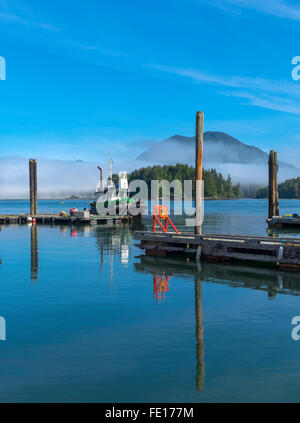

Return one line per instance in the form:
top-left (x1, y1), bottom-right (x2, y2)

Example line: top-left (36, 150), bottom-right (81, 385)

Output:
top-left (1, 0), bottom-right (300, 164)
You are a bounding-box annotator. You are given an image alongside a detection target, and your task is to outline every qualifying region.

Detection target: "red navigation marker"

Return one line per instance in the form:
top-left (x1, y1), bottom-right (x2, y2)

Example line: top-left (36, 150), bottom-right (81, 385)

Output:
top-left (152, 205), bottom-right (179, 234)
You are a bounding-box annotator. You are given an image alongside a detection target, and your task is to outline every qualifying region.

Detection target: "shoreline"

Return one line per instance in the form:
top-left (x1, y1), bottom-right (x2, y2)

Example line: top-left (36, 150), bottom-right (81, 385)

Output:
top-left (0, 197), bottom-right (264, 201)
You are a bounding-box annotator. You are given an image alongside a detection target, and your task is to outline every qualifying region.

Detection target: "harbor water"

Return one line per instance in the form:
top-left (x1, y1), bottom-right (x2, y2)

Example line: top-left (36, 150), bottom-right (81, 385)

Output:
top-left (0, 199), bottom-right (300, 402)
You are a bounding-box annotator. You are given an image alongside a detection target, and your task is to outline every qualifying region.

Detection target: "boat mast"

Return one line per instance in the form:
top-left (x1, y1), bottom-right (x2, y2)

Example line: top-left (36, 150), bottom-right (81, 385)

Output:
top-left (109, 158), bottom-right (113, 182)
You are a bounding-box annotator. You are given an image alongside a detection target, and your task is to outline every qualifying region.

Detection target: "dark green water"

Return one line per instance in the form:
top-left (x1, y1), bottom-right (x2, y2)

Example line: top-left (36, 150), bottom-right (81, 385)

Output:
top-left (1, 199), bottom-right (300, 402)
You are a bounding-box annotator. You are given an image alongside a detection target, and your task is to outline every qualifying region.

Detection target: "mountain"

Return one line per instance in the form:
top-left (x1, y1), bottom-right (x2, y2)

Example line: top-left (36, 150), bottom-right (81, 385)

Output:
top-left (135, 132), bottom-right (300, 193)
top-left (136, 132), bottom-right (297, 169)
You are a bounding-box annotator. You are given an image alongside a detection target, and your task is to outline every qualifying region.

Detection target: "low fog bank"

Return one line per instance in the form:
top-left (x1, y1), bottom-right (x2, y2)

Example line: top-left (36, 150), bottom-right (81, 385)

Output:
top-left (0, 157), bottom-right (299, 199)
top-left (0, 157), bottom-right (99, 199)
top-left (0, 157), bottom-right (150, 199)
top-left (206, 163), bottom-right (300, 197)
top-left (206, 162), bottom-right (300, 186)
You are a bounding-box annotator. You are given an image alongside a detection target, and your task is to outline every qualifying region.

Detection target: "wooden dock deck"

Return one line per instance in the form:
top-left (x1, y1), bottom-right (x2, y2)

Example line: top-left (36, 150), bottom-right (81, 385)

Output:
top-left (0, 214), bottom-right (133, 225)
top-left (134, 231), bottom-right (300, 270)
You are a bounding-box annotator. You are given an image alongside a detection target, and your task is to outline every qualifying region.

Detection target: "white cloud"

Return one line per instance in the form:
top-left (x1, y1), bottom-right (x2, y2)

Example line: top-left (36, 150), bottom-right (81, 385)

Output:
top-left (222, 90), bottom-right (300, 115)
top-left (206, 0), bottom-right (300, 22)
top-left (148, 64), bottom-right (300, 115)
top-left (149, 64), bottom-right (300, 96)
top-left (59, 39), bottom-right (130, 58)
top-left (0, 12), bottom-right (59, 31)
top-left (0, 1), bottom-right (59, 31)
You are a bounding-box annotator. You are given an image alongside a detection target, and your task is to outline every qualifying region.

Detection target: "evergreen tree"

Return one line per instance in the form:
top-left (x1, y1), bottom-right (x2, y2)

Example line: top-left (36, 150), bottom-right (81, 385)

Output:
top-left (256, 177), bottom-right (300, 199)
top-left (128, 164), bottom-right (240, 199)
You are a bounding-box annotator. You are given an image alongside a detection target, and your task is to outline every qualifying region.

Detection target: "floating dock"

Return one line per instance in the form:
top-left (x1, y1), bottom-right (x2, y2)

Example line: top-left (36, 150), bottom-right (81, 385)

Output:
top-left (0, 214), bottom-right (134, 225)
top-left (267, 215), bottom-right (300, 229)
top-left (134, 231), bottom-right (300, 270)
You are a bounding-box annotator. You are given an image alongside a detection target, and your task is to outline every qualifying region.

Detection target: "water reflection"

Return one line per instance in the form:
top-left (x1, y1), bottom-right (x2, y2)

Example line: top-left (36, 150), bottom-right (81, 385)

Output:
top-left (136, 255), bottom-right (300, 298)
top-left (268, 227), bottom-right (300, 239)
top-left (92, 222), bottom-right (146, 284)
top-left (135, 256), bottom-right (206, 392)
top-left (135, 253), bottom-right (300, 394)
top-left (25, 220), bottom-right (300, 396)
top-left (94, 225), bottom-right (132, 273)
top-left (26, 221), bottom-right (143, 285)
top-left (153, 271), bottom-right (171, 303)
top-left (195, 275), bottom-right (205, 391)
top-left (30, 224), bottom-right (38, 281)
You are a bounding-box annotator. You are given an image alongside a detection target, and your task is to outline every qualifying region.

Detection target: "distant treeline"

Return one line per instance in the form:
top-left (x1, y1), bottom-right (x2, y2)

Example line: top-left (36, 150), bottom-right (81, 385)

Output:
top-left (257, 177), bottom-right (300, 199)
top-left (126, 164), bottom-right (241, 199)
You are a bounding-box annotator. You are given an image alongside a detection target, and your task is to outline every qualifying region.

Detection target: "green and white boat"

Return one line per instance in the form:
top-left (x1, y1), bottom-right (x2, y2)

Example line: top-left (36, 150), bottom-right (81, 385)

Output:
top-left (90, 160), bottom-right (135, 216)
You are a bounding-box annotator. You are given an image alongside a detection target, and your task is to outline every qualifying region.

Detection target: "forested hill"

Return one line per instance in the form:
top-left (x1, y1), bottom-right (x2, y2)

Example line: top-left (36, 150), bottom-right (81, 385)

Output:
top-left (136, 133), bottom-right (298, 170)
top-left (257, 177), bottom-right (300, 199)
top-left (127, 164), bottom-right (241, 199)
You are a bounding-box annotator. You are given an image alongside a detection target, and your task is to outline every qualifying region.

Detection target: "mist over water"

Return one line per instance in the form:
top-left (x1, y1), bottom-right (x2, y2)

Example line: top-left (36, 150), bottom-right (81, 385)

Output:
top-left (0, 156), bottom-right (152, 199)
top-left (0, 146), bottom-right (299, 198)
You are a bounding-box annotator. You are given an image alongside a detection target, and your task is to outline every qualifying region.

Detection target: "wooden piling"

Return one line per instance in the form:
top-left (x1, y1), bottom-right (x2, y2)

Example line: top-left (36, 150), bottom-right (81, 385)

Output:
top-left (268, 151), bottom-right (279, 219)
top-left (29, 159), bottom-right (38, 215)
top-left (195, 111), bottom-right (204, 235)
top-left (29, 159), bottom-right (34, 215)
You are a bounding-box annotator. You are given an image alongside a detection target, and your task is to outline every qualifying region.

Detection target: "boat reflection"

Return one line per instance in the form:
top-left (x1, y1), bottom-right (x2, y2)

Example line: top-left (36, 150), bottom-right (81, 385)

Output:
top-left (27, 221), bottom-right (145, 284)
top-left (94, 225), bottom-right (131, 271)
top-left (93, 222), bottom-right (146, 283)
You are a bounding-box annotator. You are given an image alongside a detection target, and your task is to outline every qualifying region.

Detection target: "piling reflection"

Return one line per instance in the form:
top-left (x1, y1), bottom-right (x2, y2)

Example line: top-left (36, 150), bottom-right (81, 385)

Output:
top-left (30, 224), bottom-right (38, 281)
top-left (195, 275), bottom-right (205, 391)
top-left (135, 253), bottom-right (300, 393)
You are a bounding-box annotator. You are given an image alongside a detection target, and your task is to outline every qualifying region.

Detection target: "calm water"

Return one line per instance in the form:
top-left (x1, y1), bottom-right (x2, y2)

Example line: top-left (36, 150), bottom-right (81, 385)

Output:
top-left (1, 199), bottom-right (300, 402)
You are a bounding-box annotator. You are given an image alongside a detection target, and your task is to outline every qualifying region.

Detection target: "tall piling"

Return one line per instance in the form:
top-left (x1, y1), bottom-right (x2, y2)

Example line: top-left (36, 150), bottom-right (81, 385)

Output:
top-left (29, 159), bottom-right (38, 215)
top-left (195, 111), bottom-right (204, 235)
top-left (268, 151), bottom-right (279, 219)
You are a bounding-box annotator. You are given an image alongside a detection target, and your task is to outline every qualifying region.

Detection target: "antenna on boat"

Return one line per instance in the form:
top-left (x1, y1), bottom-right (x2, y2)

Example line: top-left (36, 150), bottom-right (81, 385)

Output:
top-left (108, 155), bottom-right (114, 181)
